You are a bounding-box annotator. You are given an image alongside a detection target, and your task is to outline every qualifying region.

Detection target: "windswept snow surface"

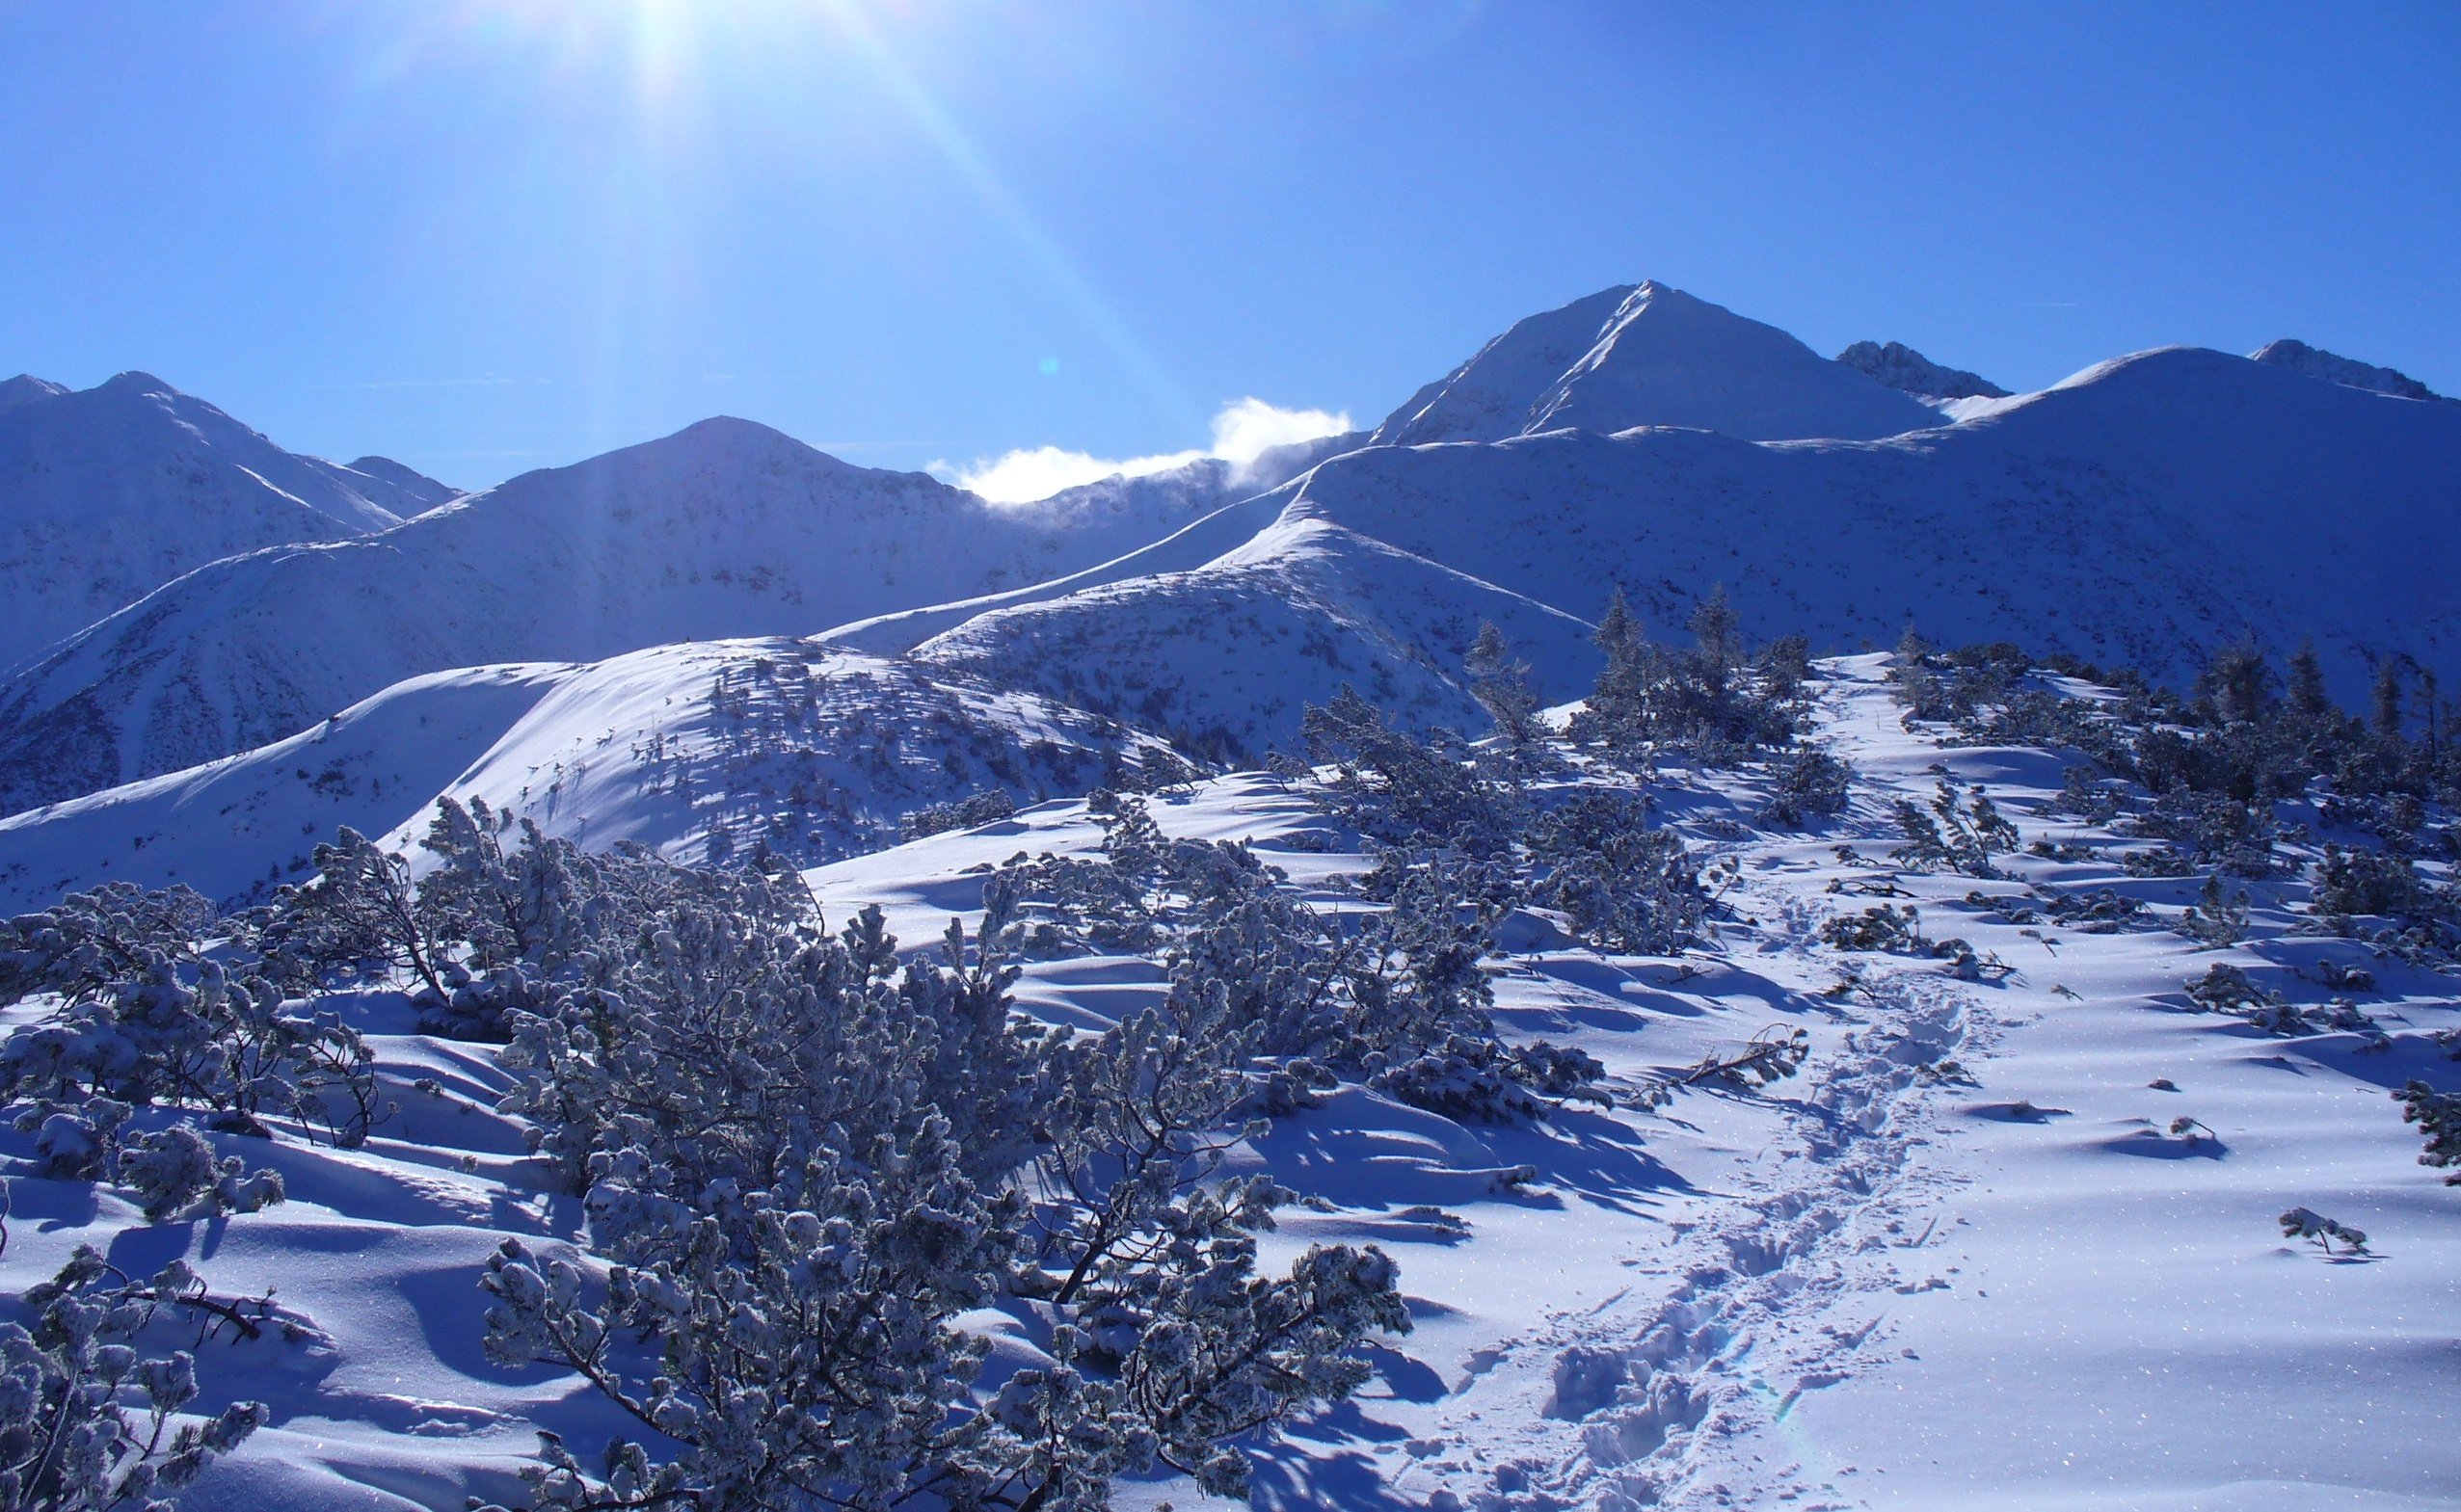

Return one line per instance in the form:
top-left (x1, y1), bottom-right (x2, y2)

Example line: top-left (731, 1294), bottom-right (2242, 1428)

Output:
top-left (0, 417), bottom-right (1233, 812)
top-left (0, 371), bottom-right (438, 672)
top-left (1372, 283), bottom-right (1942, 445)
top-left (3, 657), bottom-right (2450, 1510)
top-left (0, 640), bottom-right (1175, 912)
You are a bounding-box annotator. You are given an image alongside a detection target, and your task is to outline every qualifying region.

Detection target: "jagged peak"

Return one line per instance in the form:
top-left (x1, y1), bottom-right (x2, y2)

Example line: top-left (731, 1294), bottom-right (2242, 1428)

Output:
top-left (2250, 338), bottom-right (2447, 402)
top-left (1835, 340), bottom-right (2010, 401)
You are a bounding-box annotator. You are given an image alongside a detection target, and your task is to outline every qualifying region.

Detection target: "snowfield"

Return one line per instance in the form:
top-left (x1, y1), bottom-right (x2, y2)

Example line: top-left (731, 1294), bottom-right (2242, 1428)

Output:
top-left (4, 657), bottom-right (2448, 1511)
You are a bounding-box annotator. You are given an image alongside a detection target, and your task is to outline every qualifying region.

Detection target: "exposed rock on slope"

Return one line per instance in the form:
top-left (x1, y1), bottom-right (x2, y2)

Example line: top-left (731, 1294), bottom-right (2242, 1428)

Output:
top-left (2251, 337), bottom-right (2447, 401)
top-left (1835, 339), bottom-right (2011, 400)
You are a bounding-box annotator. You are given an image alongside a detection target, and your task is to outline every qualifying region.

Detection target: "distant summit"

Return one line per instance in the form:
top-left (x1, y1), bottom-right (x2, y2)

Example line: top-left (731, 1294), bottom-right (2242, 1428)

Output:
top-left (1835, 340), bottom-right (2010, 401)
top-left (1373, 281), bottom-right (1940, 446)
top-left (0, 370), bottom-right (449, 671)
top-left (345, 455), bottom-right (463, 514)
top-left (0, 374), bottom-right (69, 412)
top-left (2250, 338), bottom-right (2447, 402)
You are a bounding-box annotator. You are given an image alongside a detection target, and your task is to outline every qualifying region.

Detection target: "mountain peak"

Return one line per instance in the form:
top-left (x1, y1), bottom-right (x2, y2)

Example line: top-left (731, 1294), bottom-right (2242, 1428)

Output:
top-left (2250, 338), bottom-right (2446, 402)
top-left (0, 375), bottom-right (69, 412)
top-left (1835, 340), bottom-right (2010, 401)
top-left (98, 369), bottom-right (174, 397)
top-left (1372, 282), bottom-right (1940, 446)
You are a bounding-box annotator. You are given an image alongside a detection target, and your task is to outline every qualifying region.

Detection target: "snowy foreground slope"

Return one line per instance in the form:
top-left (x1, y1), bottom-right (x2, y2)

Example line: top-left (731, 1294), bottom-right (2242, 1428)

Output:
top-left (2, 657), bottom-right (2448, 1511)
top-left (0, 371), bottom-right (452, 674)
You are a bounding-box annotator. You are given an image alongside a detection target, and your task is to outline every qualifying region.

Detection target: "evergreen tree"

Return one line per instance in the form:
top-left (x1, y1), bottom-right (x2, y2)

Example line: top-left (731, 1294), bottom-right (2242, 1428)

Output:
top-left (2371, 658), bottom-right (2407, 746)
top-left (2198, 639), bottom-right (2272, 726)
top-left (2287, 640), bottom-right (2332, 719)
top-left (1587, 589), bottom-right (1649, 729)
top-left (1689, 584), bottom-right (1741, 693)
top-left (1464, 621), bottom-right (1539, 745)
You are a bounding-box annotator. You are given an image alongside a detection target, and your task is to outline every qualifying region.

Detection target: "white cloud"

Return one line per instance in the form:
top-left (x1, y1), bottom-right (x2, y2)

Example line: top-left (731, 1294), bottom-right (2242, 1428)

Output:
top-left (946, 443), bottom-right (1207, 505)
top-left (1205, 397), bottom-right (1351, 467)
top-left (940, 398), bottom-right (1352, 504)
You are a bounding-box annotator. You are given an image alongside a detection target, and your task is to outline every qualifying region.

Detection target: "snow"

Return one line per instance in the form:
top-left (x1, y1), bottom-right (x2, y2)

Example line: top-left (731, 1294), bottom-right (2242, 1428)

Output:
top-left (0, 371), bottom-right (438, 674)
top-left (857, 344), bottom-right (2461, 766)
top-left (13, 292), bottom-right (2461, 830)
top-left (7, 656), bottom-right (2449, 1510)
top-left (0, 415), bottom-right (1234, 811)
top-left (2251, 339), bottom-right (2448, 403)
top-left (1371, 283), bottom-right (1942, 445)
top-left (1834, 339), bottom-right (2011, 401)
top-left (0, 641), bottom-right (1175, 912)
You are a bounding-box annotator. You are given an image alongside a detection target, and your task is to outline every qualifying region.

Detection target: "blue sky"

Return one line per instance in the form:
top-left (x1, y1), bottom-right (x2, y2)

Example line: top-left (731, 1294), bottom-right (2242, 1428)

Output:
top-left (3, 1), bottom-right (2456, 491)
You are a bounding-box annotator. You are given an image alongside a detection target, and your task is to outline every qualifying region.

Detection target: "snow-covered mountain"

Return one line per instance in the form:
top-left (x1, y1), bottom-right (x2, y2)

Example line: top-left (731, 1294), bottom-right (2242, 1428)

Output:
top-left (1835, 338), bottom-right (2011, 400)
top-left (911, 513), bottom-right (1603, 759)
top-left (11, 283), bottom-right (2460, 833)
top-left (847, 341), bottom-right (2461, 761)
top-left (2250, 337), bottom-right (2448, 401)
top-left (0, 638), bottom-right (1172, 912)
top-left (0, 416), bottom-right (1226, 812)
top-left (0, 371), bottom-right (451, 672)
top-left (1371, 281), bottom-right (1942, 445)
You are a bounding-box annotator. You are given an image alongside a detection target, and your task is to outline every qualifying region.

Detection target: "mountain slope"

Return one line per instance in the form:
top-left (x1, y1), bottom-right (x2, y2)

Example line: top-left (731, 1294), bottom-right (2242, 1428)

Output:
top-left (2250, 337), bottom-right (2448, 401)
top-left (1835, 339), bottom-right (2011, 400)
top-left (1372, 282), bottom-right (1941, 445)
top-left (0, 417), bottom-right (1219, 812)
top-left (911, 514), bottom-right (1603, 757)
top-left (1328, 346), bottom-right (2461, 692)
top-left (0, 372), bottom-right (439, 671)
top-left (893, 341), bottom-right (2461, 762)
top-left (0, 638), bottom-right (1172, 911)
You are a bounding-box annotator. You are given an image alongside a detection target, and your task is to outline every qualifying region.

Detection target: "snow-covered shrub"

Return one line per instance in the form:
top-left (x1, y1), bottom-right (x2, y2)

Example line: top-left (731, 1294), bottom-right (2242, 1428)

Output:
top-left (484, 876), bottom-right (1410, 1510)
top-left (0, 884), bottom-right (216, 1009)
top-left (0, 1247), bottom-right (268, 1511)
top-left (115, 1126), bottom-right (286, 1224)
top-left (900, 787), bottom-right (1017, 841)
top-left (1373, 1034), bottom-right (1606, 1125)
top-left (2312, 843), bottom-right (2441, 922)
top-left (1819, 904), bottom-right (1923, 953)
top-left (253, 826), bottom-right (444, 995)
top-left (2184, 963), bottom-right (2274, 1015)
top-left (1464, 621), bottom-right (1541, 747)
top-left (2278, 1207), bottom-right (2368, 1256)
top-left (1759, 746), bottom-right (1853, 827)
top-left (2121, 789), bottom-right (2285, 878)
top-left (2, 948), bottom-right (382, 1152)
top-left (2394, 1080), bottom-right (2461, 1184)
top-left (1300, 687), bottom-right (1517, 851)
top-left (1890, 777), bottom-right (2020, 878)
top-left (478, 853), bottom-right (1414, 1509)
top-left (1572, 588), bottom-right (1805, 765)
top-left (1529, 792), bottom-right (1713, 957)
top-left (2179, 874), bottom-right (2251, 947)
